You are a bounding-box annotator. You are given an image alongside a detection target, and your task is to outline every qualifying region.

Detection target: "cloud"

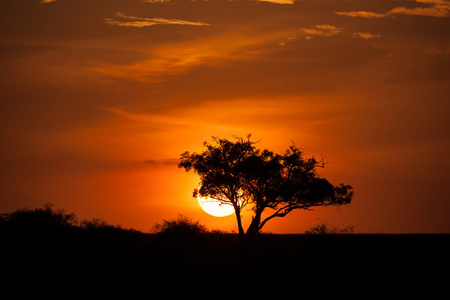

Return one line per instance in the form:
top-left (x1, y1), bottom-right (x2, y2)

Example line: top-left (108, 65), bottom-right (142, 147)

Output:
top-left (141, 0), bottom-right (171, 2)
top-left (93, 33), bottom-right (269, 82)
top-left (41, 0), bottom-right (58, 3)
top-left (389, 0), bottom-right (450, 17)
top-left (145, 158), bottom-right (178, 166)
top-left (252, 0), bottom-right (295, 4)
top-left (352, 32), bottom-right (381, 40)
top-left (300, 25), bottom-right (343, 38)
top-left (105, 13), bottom-right (210, 27)
top-left (335, 11), bottom-right (388, 18)
top-left (298, 25), bottom-right (380, 41)
top-left (424, 45), bottom-right (450, 55)
top-left (336, 0), bottom-right (450, 18)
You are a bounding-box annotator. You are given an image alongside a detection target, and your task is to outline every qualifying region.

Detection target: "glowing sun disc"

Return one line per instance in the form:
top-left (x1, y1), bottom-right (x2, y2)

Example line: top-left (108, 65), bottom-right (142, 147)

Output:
top-left (198, 197), bottom-right (235, 217)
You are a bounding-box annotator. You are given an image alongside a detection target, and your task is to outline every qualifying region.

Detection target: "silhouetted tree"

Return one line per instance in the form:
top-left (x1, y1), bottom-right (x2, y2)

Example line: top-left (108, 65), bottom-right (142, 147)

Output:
top-left (179, 135), bottom-right (353, 238)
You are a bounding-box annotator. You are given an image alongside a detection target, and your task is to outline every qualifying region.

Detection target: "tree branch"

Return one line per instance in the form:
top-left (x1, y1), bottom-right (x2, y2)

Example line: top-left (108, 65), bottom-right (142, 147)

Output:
top-left (257, 200), bottom-right (338, 232)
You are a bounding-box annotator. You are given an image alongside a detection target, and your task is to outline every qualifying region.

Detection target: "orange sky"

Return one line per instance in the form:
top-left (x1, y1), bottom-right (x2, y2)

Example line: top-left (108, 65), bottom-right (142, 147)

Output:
top-left (1, 0), bottom-right (449, 233)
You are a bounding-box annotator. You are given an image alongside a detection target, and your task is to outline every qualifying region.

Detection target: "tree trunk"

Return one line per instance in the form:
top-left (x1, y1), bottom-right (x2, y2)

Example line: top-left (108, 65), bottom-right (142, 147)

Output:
top-left (234, 209), bottom-right (245, 237)
top-left (246, 210), bottom-right (262, 238)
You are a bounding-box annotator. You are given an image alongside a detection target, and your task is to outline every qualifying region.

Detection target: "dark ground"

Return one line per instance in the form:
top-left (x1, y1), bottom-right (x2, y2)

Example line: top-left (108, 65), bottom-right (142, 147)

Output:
top-left (3, 225), bottom-right (449, 299)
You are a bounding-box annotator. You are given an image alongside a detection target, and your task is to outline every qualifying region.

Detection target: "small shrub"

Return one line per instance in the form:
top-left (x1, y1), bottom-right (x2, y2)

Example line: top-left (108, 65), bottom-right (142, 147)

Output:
top-left (304, 221), bottom-right (354, 234)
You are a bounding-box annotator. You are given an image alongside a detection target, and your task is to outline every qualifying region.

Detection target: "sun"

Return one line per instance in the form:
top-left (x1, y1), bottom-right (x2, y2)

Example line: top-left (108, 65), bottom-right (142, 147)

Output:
top-left (198, 197), bottom-right (235, 217)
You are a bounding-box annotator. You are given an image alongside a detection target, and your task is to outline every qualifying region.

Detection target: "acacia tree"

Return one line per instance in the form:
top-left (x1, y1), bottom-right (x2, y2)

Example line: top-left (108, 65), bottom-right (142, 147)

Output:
top-left (178, 135), bottom-right (353, 237)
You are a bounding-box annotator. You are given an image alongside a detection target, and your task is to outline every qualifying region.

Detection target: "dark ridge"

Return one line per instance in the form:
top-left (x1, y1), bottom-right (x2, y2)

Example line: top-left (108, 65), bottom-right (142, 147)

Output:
top-left (2, 207), bottom-right (449, 298)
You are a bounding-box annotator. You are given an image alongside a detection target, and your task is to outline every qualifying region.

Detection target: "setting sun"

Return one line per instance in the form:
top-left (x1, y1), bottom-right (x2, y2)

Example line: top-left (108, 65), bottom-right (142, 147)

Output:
top-left (198, 197), bottom-right (235, 217)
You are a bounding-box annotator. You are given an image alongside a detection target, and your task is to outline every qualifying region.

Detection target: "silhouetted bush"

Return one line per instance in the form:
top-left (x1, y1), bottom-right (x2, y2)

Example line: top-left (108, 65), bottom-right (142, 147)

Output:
top-left (304, 221), bottom-right (354, 234)
top-left (152, 214), bottom-right (208, 236)
top-left (0, 203), bottom-right (77, 232)
top-left (0, 204), bottom-right (139, 237)
top-left (208, 228), bottom-right (230, 235)
top-left (80, 217), bottom-right (138, 234)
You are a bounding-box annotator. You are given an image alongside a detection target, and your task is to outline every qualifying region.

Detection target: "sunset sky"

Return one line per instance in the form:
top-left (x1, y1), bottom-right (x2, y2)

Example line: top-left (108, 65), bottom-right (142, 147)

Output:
top-left (1, 0), bottom-right (449, 233)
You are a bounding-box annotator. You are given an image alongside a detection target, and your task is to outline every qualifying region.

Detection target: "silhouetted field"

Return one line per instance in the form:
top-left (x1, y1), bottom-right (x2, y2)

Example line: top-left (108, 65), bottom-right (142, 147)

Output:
top-left (2, 210), bottom-right (449, 299)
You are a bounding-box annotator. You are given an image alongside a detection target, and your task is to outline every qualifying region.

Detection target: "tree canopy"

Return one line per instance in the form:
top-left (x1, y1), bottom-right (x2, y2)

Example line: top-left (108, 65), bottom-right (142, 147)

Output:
top-left (179, 135), bottom-right (353, 237)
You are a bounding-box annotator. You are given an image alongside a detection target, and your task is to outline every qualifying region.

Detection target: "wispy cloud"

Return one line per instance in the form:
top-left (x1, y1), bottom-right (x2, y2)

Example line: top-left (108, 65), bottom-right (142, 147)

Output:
top-left (296, 25), bottom-right (380, 41)
top-left (93, 33), bottom-right (270, 82)
top-left (145, 158), bottom-right (178, 166)
top-left (335, 11), bottom-right (388, 18)
top-left (41, 0), bottom-right (58, 3)
top-left (352, 32), bottom-right (381, 40)
top-left (424, 45), bottom-right (450, 55)
top-left (389, 0), bottom-right (450, 17)
top-left (336, 0), bottom-right (450, 18)
top-left (105, 13), bottom-right (210, 27)
top-left (141, 0), bottom-right (171, 3)
top-left (252, 0), bottom-right (295, 4)
top-left (301, 25), bottom-right (343, 38)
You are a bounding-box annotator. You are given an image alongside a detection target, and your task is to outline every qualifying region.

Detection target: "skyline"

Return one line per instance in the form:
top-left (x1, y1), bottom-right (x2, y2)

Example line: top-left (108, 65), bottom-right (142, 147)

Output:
top-left (1, 0), bottom-right (449, 233)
